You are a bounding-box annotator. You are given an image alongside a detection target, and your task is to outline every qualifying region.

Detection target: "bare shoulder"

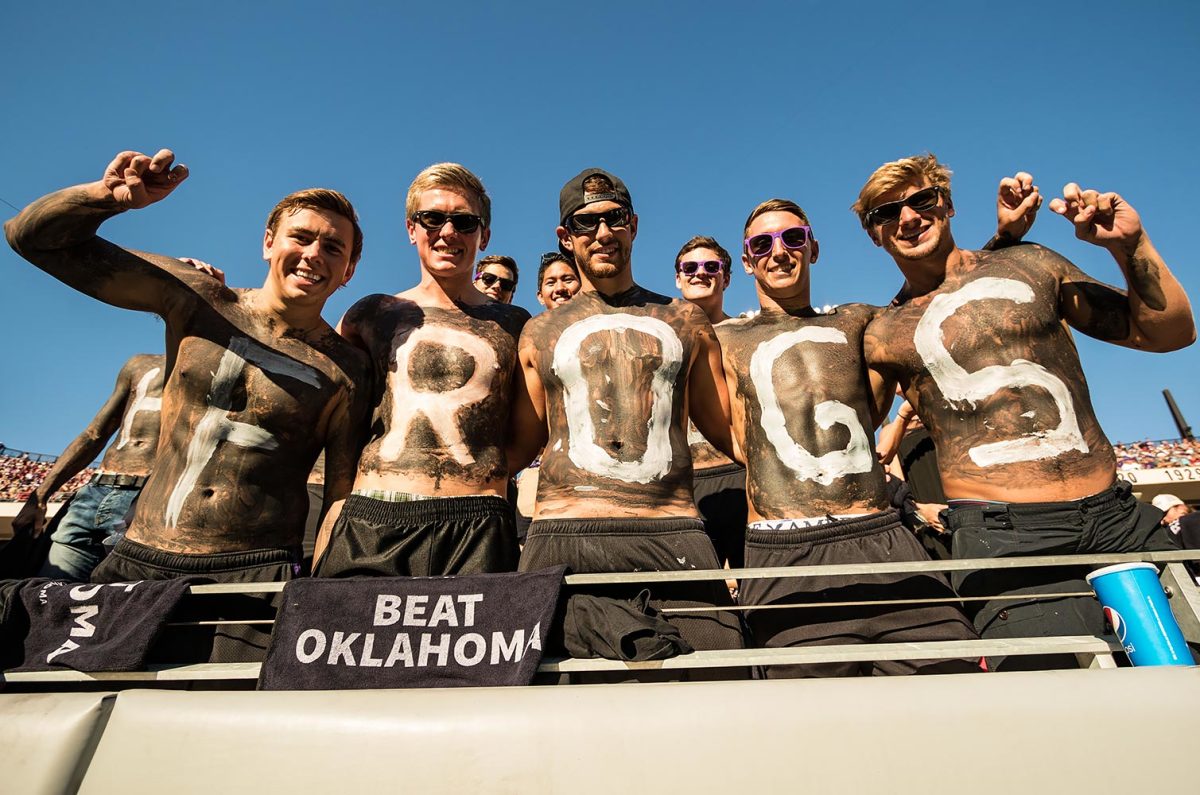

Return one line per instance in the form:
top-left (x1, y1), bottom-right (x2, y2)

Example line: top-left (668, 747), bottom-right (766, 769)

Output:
top-left (462, 300), bottom-right (531, 339)
top-left (830, 301), bottom-right (882, 330)
top-left (971, 242), bottom-right (1072, 283)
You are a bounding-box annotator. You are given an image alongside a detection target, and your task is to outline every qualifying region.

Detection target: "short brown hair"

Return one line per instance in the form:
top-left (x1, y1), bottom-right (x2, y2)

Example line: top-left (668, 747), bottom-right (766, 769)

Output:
top-left (852, 153), bottom-right (952, 227)
top-left (405, 162), bottom-right (491, 230)
top-left (266, 189), bottom-right (363, 264)
top-left (742, 199), bottom-right (811, 237)
top-left (476, 254), bottom-right (518, 285)
top-left (675, 235), bottom-right (731, 273)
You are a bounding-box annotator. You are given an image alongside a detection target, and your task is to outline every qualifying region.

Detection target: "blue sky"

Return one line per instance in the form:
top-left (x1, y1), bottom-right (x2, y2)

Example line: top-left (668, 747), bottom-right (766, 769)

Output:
top-left (2, 1), bottom-right (1197, 455)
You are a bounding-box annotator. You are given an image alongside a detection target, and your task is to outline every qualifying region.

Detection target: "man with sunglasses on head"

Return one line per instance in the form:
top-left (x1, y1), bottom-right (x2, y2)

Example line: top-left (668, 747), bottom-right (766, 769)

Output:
top-left (674, 236), bottom-right (747, 570)
top-left (535, 251), bottom-right (581, 309)
top-left (719, 200), bottom-right (981, 677)
top-left (474, 254), bottom-right (519, 304)
top-left (857, 154), bottom-right (1194, 667)
top-left (314, 163), bottom-right (530, 578)
top-left (509, 169), bottom-right (745, 665)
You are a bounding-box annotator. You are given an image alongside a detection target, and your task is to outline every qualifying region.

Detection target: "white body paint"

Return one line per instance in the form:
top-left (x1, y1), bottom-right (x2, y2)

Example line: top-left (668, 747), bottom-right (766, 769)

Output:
top-left (914, 277), bottom-right (1088, 467)
top-left (116, 367), bottom-right (162, 449)
top-left (378, 325), bottom-right (499, 466)
top-left (165, 337), bottom-right (316, 527)
top-left (552, 314), bottom-right (683, 483)
top-left (750, 327), bottom-right (874, 486)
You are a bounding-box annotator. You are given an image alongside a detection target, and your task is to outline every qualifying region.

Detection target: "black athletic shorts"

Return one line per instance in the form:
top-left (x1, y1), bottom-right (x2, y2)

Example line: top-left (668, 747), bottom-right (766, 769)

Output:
top-left (946, 479), bottom-right (1171, 670)
top-left (314, 494), bottom-right (518, 578)
top-left (741, 510), bottom-right (979, 678)
top-left (90, 537), bottom-right (297, 664)
top-left (521, 516), bottom-right (746, 680)
top-left (693, 463), bottom-right (747, 569)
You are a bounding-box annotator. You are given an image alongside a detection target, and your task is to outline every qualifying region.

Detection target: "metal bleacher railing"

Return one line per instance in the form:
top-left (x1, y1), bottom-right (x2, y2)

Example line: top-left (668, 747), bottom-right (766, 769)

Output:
top-left (4, 550), bottom-right (1198, 686)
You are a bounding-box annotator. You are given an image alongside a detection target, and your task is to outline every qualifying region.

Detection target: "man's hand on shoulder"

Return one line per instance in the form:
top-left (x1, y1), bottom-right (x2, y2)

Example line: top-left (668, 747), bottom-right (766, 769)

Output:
top-left (1049, 183), bottom-right (1143, 255)
top-left (101, 149), bottom-right (188, 210)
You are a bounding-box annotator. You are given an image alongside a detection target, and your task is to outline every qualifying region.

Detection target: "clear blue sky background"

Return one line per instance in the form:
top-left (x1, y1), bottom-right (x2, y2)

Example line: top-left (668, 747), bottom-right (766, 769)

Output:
top-left (2, 1), bottom-right (1197, 456)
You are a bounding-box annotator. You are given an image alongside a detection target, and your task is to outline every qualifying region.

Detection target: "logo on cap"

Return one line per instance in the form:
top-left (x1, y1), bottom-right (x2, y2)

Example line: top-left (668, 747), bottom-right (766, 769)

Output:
top-left (582, 174), bottom-right (619, 205)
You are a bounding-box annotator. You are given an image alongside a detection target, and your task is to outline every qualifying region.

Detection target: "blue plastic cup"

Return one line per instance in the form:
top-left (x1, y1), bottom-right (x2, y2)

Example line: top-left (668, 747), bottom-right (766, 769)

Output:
top-left (1086, 563), bottom-right (1192, 667)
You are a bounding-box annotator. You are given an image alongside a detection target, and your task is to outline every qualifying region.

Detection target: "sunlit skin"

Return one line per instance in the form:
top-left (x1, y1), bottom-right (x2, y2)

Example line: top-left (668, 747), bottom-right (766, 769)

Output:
top-left (866, 180), bottom-right (957, 296)
top-left (474, 262), bottom-right (516, 303)
top-left (406, 188), bottom-right (492, 303)
top-left (556, 200), bottom-right (638, 292)
top-left (260, 208), bottom-right (356, 316)
top-left (741, 212), bottom-right (820, 313)
top-left (676, 246), bottom-right (731, 323)
top-left (536, 261), bottom-right (580, 308)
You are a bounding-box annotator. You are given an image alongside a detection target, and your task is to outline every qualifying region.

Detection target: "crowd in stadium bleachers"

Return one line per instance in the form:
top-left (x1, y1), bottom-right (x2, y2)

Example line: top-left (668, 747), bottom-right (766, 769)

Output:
top-left (0, 451), bottom-right (95, 503)
top-left (1113, 437), bottom-right (1200, 470)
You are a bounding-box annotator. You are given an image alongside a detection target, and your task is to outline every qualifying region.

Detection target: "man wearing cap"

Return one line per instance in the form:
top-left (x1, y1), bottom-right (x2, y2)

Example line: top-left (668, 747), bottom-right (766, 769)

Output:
top-left (1152, 493), bottom-right (1192, 528)
top-left (314, 163), bottom-right (530, 578)
top-left (13, 353), bottom-right (165, 581)
top-left (856, 155), bottom-right (1195, 662)
top-left (509, 169), bottom-right (744, 662)
top-left (474, 254), bottom-right (519, 304)
top-left (673, 236), bottom-right (747, 569)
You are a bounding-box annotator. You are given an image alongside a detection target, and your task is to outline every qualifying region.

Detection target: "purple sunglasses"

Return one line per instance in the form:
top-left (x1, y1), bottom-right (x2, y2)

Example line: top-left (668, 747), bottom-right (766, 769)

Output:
top-left (744, 226), bottom-right (812, 257)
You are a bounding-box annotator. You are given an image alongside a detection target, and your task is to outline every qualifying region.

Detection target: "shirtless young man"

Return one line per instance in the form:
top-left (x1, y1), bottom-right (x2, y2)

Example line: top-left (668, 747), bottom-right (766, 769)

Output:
top-left (6, 149), bottom-right (369, 658)
top-left (473, 254), bottom-right (519, 304)
top-left (313, 163), bottom-right (530, 578)
top-left (14, 353), bottom-right (165, 581)
top-left (719, 200), bottom-right (978, 677)
top-left (510, 169), bottom-right (744, 657)
top-left (674, 236), bottom-right (747, 569)
top-left (857, 154), bottom-right (1195, 654)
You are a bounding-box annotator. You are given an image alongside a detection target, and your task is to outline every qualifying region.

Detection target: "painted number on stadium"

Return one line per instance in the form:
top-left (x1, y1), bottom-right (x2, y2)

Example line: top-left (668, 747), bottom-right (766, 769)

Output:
top-left (914, 277), bottom-right (1088, 467)
top-left (749, 327), bottom-right (874, 485)
top-left (552, 313), bottom-right (683, 483)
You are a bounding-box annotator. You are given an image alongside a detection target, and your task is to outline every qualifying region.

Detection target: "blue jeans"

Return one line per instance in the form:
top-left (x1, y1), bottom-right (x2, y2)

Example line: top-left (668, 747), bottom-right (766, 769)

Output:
top-left (39, 480), bottom-right (142, 581)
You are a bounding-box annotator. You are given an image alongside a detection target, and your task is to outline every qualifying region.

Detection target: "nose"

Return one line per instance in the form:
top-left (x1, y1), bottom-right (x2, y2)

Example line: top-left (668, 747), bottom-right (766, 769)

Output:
top-left (594, 219), bottom-right (614, 240)
top-left (898, 204), bottom-right (921, 224)
top-left (303, 240), bottom-right (325, 261)
top-left (771, 235), bottom-right (789, 259)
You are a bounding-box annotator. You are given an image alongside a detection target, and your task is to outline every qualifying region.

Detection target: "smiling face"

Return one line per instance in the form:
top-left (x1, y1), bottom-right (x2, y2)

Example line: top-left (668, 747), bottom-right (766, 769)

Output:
top-left (741, 210), bottom-right (818, 304)
top-left (866, 180), bottom-right (955, 264)
top-left (537, 260), bottom-right (581, 308)
top-left (675, 246), bottom-right (730, 303)
top-left (262, 207), bottom-right (357, 307)
top-left (557, 199), bottom-right (638, 285)
top-left (406, 188), bottom-right (491, 281)
top-left (474, 262), bottom-right (517, 303)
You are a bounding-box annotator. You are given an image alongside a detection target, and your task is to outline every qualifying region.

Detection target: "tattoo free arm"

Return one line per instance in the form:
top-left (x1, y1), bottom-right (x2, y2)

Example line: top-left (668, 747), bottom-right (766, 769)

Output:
top-left (688, 317), bottom-right (736, 461)
top-left (5, 149), bottom-right (197, 316)
top-left (12, 363), bottom-right (132, 537)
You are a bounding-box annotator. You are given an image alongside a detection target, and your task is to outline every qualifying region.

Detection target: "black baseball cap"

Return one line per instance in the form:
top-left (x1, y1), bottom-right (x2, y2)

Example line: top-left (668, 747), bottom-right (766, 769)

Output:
top-left (559, 168), bottom-right (633, 224)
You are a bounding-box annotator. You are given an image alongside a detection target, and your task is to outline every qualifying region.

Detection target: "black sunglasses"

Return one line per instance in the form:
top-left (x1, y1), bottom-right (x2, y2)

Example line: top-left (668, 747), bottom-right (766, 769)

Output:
top-left (411, 210), bottom-right (483, 234)
top-left (677, 260), bottom-right (724, 276)
top-left (477, 272), bottom-right (516, 292)
top-left (744, 226), bottom-right (812, 258)
top-left (864, 186), bottom-right (944, 227)
top-left (564, 206), bottom-right (631, 235)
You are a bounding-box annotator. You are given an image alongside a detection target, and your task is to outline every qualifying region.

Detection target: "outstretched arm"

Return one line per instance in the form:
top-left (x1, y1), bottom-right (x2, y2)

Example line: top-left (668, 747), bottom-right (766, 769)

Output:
top-left (983, 172), bottom-right (1043, 251)
top-left (12, 364), bottom-right (132, 537)
top-left (5, 149), bottom-right (193, 314)
top-left (1052, 183), bottom-right (1195, 352)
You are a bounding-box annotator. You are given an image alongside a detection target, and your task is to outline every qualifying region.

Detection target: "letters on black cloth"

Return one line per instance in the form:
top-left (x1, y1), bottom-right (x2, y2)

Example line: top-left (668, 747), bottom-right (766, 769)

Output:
top-left (259, 566), bottom-right (566, 690)
top-left (2, 577), bottom-right (193, 672)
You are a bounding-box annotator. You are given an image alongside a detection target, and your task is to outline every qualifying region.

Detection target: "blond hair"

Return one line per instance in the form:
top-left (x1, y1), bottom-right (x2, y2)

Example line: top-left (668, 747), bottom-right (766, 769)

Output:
top-left (405, 162), bottom-right (491, 229)
top-left (852, 153), bottom-right (952, 227)
top-left (742, 199), bottom-right (812, 237)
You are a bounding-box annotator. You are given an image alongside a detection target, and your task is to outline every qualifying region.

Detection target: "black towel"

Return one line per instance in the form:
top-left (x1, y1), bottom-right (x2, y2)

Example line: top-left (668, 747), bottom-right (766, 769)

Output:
top-left (4, 577), bottom-right (193, 672)
top-left (259, 565), bottom-right (566, 690)
top-left (561, 590), bottom-right (694, 661)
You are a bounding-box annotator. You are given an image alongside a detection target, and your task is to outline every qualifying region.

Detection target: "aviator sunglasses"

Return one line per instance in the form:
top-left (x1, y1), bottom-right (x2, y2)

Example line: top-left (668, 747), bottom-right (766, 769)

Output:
top-left (411, 210), bottom-right (483, 234)
top-left (744, 226), bottom-right (813, 258)
top-left (477, 272), bottom-right (516, 292)
top-left (564, 206), bottom-right (631, 235)
top-left (676, 260), bottom-right (724, 276)
top-left (863, 186), bottom-right (945, 227)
